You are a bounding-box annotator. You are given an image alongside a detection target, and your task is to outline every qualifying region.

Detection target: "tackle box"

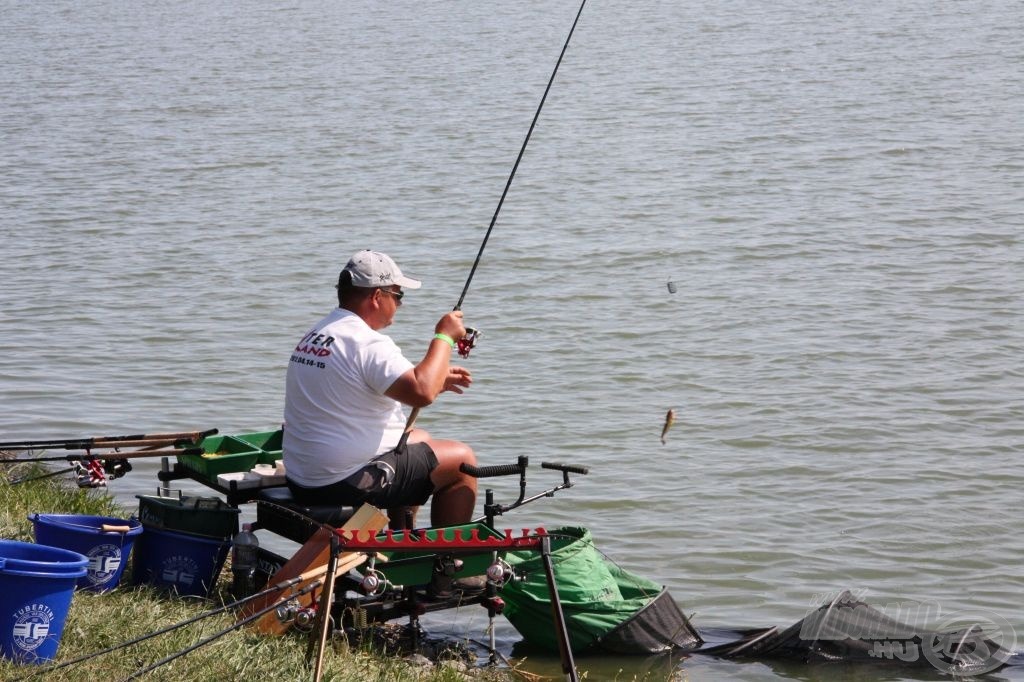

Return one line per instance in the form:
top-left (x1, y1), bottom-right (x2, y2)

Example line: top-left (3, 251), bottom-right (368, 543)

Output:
top-left (176, 435), bottom-right (260, 477)
top-left (136, 492), bottom-right (240, 540)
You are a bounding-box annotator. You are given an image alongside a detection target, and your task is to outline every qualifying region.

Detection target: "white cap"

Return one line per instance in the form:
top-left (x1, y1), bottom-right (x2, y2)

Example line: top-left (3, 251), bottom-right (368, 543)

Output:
top-left (342, 250), bottom-right (422, 290)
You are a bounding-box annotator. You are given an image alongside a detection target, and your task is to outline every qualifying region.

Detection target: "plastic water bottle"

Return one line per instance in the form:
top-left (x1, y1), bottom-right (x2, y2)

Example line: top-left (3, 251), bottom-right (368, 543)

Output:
top-left (231, 523), bottom-right (259, 599)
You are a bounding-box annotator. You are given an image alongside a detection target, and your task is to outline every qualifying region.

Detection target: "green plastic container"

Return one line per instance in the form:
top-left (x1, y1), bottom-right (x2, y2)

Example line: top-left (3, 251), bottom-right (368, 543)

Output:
top-left (234, 429), bottom-right (283, 465)
top-left (372, 522), bottom-right (504, 587)
top-left (136, 494), bottom-right (240, 540)
top-left (176, 435), bottom-right (259, 477)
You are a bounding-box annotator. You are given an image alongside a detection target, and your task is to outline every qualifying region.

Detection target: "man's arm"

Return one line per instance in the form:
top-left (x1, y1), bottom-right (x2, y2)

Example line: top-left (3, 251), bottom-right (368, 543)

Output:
top-left (384, 311), bottom-right (469, 407)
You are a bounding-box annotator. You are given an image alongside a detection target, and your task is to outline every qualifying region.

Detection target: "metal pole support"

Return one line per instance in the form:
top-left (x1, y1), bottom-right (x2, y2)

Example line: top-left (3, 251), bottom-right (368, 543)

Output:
top-left (540, 534), bottom-right (578, 682)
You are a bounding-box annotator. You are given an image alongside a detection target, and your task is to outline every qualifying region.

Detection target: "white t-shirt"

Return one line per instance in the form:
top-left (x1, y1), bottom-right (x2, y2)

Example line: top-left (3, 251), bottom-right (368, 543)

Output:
top-left (282, 308), bottom-right (414, 487)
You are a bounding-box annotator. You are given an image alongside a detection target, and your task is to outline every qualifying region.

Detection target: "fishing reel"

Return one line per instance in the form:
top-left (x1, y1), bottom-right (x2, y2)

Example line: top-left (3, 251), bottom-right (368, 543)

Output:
top-left (73, 461), bottom-right (103, 488)
top-left (458, 327), bottom-right (481, 358)
top-left (104, 457), bottom-right (133, 479)
top-left (486, 557), bottom-right (514, 587)
top-left (293, 606), bottom-right (319, 632)
top-left (359, 567), bottom-right (388, 596)
top-left (73, 457), bottom-right (133, 488)
top-left (275, 598), bottom-right (319, 632)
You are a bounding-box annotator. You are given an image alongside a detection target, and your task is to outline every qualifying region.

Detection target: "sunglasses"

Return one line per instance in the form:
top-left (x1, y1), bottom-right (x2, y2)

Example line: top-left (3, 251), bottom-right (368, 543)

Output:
top-left (379, 288), bottom-right (404, 302)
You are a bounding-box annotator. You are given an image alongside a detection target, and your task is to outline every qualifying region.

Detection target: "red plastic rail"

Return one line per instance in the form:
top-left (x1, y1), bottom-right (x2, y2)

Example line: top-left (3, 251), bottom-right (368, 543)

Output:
top-left (334, 527), bottom-right (547, 551)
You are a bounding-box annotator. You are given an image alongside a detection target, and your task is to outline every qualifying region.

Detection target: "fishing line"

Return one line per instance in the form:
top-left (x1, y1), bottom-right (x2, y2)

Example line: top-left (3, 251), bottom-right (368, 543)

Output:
top-left (454, 0), bottom-right (587, 311)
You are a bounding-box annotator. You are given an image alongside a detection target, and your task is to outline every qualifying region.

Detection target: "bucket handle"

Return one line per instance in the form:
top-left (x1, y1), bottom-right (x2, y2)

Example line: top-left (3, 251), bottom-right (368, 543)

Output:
top-left (32, 514), bottom-right (134, 534)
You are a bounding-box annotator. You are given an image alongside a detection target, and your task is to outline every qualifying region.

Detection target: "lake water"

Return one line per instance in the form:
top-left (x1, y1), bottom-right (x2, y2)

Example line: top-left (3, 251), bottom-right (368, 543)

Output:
top-left (2, 1), bottom-right (1022, 679)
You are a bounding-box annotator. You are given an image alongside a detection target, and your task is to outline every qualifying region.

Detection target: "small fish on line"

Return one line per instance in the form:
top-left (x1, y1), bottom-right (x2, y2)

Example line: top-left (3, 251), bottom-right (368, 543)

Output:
top-left (660, 408), bottom-right (675, 445)
top-left (667, 281), bottom-right (677, 294)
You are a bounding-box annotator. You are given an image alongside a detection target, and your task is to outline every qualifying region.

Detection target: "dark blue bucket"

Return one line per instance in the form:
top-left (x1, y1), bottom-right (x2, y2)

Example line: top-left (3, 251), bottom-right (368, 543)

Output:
top-left (132, 525), bottom-right (230, 597)
top-left (30, 513), bottom-right (143, 592)
top-left (0, 540), bottom-right (87, 664)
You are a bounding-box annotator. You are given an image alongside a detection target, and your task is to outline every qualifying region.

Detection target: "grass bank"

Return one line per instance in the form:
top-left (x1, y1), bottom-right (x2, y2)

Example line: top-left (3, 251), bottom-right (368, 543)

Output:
top-left (0, 465), bottom-right (515, 682)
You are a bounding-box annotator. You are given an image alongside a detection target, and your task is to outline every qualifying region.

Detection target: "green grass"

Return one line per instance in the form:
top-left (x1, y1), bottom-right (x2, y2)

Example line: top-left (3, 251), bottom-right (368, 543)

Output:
top-left (0, 465), bottom-right (515, 681)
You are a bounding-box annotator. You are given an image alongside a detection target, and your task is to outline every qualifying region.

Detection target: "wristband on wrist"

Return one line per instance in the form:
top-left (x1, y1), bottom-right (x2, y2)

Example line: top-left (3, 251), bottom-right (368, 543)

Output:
top-left (433, 333), bottom-right (456, 348)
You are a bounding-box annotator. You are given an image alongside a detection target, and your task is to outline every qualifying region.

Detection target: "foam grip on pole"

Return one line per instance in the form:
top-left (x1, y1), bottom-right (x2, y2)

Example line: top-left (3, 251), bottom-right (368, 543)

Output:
top-left (541, 462), bottom-right (589, 475)
top-left (460, 463), bottom-right (523, 478)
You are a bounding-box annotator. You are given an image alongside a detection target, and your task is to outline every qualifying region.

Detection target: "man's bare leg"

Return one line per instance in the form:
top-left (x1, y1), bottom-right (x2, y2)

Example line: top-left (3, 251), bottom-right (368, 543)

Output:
top-left (427, 439), bottom-right (477, 527)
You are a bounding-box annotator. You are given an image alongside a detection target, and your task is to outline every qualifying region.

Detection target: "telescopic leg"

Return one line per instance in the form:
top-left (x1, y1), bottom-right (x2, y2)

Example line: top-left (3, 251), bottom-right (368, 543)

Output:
top-left (541, 535), bottom-right (578, 682)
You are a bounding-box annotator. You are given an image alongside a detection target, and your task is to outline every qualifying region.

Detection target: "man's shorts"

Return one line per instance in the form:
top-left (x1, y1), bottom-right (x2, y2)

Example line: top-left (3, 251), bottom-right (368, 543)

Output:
top-left (286, 442), bottom-right (438, 509)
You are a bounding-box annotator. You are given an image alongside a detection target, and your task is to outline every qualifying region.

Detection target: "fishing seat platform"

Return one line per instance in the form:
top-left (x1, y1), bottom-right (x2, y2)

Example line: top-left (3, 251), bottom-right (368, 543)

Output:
top-left (254, 487), bottom-right (357, 544)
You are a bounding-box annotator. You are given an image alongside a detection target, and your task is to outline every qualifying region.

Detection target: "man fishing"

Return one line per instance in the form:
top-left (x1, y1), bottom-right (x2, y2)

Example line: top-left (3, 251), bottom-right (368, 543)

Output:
top-left (282, 249), bottom-right (478, 531)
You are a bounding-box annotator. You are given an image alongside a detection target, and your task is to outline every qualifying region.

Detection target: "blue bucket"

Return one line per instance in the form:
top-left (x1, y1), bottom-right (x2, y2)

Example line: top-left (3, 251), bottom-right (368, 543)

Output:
top-left (30, 513), bottom-right (143, 592)
top-left (0, 540), bottom-right (87, 664)
top-left (132, 525), bottom-right (230, 597)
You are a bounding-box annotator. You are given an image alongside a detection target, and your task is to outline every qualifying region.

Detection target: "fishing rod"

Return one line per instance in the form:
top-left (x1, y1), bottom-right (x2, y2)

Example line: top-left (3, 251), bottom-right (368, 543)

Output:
top-left (23, 562), bottom-right (349, 679)
top-left (23, 559), bottom-right (356, 680)
top-left (4, 437), bottom-right (197, 452)
top-left (2, 432), bottom-right (212, 487)
top-left (0, 428), bottom-right (217, 451)
top-left (2, 447), bottom-right (203, 488)
top-left (0, 447), bottom-right (203, 464)
top-left (398, 0), bottom-right (587, 450)
top-left (117, 578), bottom-right (331, 682)
top-left (454, 0), bottom-right (587, 314)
